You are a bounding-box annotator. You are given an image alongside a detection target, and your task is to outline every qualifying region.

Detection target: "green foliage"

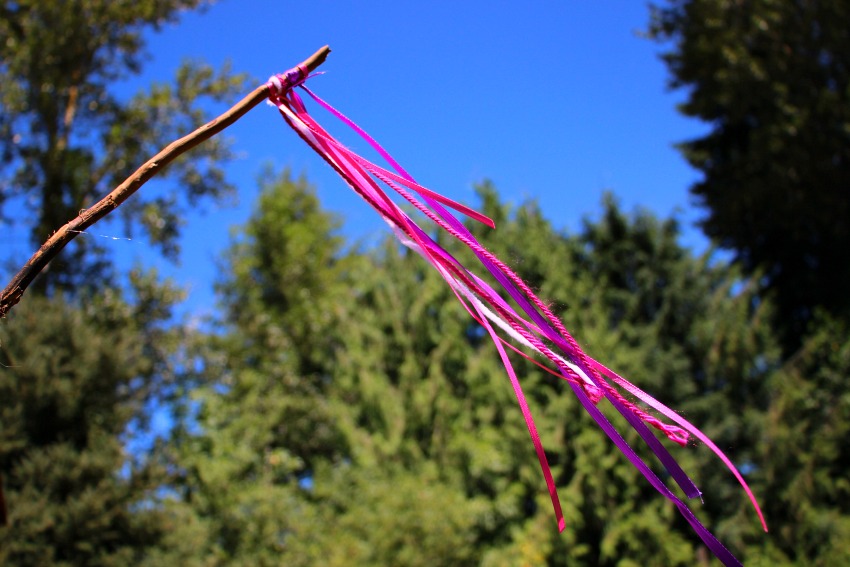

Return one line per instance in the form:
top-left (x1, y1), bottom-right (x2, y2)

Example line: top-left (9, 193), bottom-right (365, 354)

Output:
top-left (156, 172), bottom-right (778, 565)
top-left (0, 273), bottom-right (185, 565)
top-left (148, 172), bottom-right (353, 565)
top-left (649, 3), bottom-right (850, 563)
top-left (648, 0), bottom-right (850, 346)
top-left (750, 313), bottom-right (850, 564)
top-left (277, 464), bottom-right (479, 567)
top-left (0, 0), bottom-right (247, 290)
top-left (0, 1), bottom-right (242, 560)
top-left (6, 4), bottom-right (844, 563)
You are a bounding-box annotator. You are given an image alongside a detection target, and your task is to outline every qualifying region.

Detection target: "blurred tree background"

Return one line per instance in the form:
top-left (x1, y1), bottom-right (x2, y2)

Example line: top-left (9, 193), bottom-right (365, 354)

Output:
top-left (0, 0), bottom-right (246, 563)
top-left (648, 0), bottom-right (850, 351)
top-left (1, 0), bottom-right (849, 565)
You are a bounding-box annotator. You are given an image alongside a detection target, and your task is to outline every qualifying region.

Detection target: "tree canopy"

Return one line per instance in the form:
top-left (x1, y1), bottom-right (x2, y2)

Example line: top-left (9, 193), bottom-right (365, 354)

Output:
top-left (0, 274), bottom-right (184, 564)
top-left (0, 0), bottom-right (243, 561)
top-left (0, 0), bottom-right (245, 291)
top-left (648, 0), bottom-right (850, 346)
top-left (3, 1), bottom-right (850, 565)
top-left (648, 2), bottom-right (850, 561)
top-left (144, 171), bottom-right (779, 565)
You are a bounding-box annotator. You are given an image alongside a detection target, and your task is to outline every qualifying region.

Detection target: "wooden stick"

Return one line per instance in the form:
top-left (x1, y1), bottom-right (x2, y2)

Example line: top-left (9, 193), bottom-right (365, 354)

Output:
top-left (0, 45), bottom-right (331, 320)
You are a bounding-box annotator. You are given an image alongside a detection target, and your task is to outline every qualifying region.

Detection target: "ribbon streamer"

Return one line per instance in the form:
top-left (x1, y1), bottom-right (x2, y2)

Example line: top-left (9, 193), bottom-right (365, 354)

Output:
top-left (266, 65), bottom-right (766, 567)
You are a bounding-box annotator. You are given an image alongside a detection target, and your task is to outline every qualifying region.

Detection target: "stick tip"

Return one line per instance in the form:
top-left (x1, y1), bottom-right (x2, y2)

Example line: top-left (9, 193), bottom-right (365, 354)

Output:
top-left (306, 45), bottom-right (332, 73)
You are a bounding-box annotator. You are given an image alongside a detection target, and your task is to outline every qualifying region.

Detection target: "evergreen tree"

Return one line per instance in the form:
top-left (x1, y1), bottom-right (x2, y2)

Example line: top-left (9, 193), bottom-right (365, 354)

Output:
top-left (649, 3), bottom-right (850, 563)
top-left (648, 0), bottom-right (850, 346)
top-left (574, 195), bottom-right (777, 562)
top-left (0, 272), bottom-right (184, 565)
top-left (0, 1), bottom-right (245, 561)
top-left (748, 314), bottom-right (850, 565)
top-left (163, 175), bottom-right (775, 565)
top-left (150, 171), bottom-right (355, 565)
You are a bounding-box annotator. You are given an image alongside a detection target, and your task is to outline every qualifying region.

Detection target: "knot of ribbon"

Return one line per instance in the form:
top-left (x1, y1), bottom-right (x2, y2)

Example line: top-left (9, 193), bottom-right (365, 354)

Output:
top-left (267, 63), bottom-right (310, 104)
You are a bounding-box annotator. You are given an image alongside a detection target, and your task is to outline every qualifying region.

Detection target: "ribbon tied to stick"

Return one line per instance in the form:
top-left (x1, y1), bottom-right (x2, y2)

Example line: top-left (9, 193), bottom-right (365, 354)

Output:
top-left (266, 64), bottom-right (767, 567)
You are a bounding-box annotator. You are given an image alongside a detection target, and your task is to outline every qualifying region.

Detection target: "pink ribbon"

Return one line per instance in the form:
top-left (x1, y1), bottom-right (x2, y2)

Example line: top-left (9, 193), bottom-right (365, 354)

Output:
top-left (266, 67), bottom-right (766, 566)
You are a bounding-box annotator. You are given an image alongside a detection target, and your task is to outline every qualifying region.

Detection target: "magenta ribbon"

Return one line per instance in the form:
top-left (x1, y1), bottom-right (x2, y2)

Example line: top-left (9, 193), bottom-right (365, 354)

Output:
top-left (266, 67), bottom-right (766, 567)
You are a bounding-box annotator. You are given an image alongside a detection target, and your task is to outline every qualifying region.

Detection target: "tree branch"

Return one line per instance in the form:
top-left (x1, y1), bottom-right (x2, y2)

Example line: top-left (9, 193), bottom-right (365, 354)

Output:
top-left (0, 45), bottom-right (331, 320)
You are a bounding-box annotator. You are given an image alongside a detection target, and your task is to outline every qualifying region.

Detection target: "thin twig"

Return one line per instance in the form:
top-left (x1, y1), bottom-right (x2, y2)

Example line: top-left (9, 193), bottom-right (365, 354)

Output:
top-left (0, 45), bottom-right (331, 320)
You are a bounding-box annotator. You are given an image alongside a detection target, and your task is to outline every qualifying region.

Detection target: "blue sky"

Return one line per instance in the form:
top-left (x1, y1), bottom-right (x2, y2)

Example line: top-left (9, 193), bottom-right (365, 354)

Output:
top-left (7, 1), bottom-right (711, 318)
